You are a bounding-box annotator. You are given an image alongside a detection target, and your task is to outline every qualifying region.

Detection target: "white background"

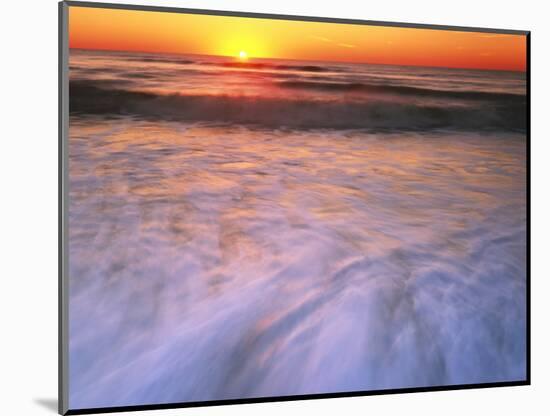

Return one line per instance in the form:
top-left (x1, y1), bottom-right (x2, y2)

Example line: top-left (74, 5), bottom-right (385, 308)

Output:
top-left (1, 0), bottom-right (548, 414)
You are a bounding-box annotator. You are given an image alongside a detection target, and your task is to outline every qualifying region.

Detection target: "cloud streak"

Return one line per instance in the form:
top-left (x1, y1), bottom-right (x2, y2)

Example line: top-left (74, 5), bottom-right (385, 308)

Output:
top-left (309, 35), bottom-right (357, 49)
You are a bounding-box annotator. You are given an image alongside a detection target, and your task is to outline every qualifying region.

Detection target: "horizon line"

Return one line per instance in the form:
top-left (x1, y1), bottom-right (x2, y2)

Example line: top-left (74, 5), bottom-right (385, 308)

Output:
top-left (69, 46), bottom-right (527, 73)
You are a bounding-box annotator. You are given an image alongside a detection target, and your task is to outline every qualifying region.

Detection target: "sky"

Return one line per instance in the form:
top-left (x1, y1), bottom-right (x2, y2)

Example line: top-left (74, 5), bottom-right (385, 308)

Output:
top-left (69, 6), bottom-right (527, 71)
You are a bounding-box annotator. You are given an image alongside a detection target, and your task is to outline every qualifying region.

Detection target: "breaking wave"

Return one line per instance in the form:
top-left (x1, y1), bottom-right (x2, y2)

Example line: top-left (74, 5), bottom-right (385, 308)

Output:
top-left (69, 80), bottom-right (526, 131)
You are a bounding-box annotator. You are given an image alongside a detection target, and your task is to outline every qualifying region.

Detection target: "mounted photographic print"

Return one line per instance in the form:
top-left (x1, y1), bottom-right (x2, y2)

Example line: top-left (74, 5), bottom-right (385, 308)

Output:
top-left (59, 1), bottom-right (530, 414)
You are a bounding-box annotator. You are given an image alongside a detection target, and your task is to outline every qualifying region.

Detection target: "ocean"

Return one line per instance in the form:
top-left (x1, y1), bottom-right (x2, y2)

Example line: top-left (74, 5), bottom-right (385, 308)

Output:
top-left (68, 49), bottom-right (527, 409)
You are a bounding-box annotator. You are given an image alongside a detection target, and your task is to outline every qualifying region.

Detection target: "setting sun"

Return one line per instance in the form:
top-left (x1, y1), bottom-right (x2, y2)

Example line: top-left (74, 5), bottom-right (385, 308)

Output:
top-left (64, 3), bottom-right (528, 412)
top-left (68, 6), bottom-right (526, 71)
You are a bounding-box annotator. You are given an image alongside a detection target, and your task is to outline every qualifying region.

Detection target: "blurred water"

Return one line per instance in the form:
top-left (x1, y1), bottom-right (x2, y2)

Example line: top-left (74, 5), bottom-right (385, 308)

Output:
top-left (68, 49), bottom-right (527, 408)
top-left (69, 116), bottom-right (526, 408)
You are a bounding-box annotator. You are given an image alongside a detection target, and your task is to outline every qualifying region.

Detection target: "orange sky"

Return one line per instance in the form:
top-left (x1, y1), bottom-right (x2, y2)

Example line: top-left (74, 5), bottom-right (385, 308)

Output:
top-left (69, 6), bottom-right (526, 71)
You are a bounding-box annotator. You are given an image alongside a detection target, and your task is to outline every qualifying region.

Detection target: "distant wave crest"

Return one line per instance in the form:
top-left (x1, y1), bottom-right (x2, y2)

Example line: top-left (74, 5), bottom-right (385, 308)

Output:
top-left (202, 61), bottom-right (342, 73)
top-left (278, 80), bottom-right (526, 102)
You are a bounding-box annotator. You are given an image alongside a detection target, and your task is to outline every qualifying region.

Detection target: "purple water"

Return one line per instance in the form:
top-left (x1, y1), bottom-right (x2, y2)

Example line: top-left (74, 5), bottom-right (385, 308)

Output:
top-left (68, 49), bottom-right (527, 409)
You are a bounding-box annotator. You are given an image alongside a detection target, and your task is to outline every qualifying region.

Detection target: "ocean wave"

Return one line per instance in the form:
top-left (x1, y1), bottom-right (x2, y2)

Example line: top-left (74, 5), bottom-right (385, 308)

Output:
top-left (278, 80), bottom-right (526, 101)
top-left (127, 56), bottom-right (195, 65)
top-left (69, 80), bottom-right (526, 131)
top-left (202, 61), bottom-right (343, 73)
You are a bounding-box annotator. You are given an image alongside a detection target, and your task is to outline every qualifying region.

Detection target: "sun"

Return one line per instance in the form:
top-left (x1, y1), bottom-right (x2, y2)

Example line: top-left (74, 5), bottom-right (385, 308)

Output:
top-left (238, 50), bottom-right (248, 60)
